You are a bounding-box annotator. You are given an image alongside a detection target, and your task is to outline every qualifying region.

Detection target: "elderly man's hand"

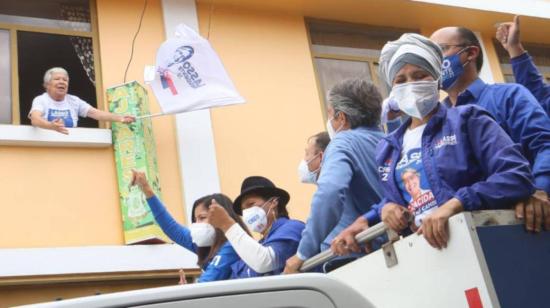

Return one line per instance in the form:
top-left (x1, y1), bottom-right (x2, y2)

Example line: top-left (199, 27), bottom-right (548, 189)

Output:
top-left (496, 15), bottom-right (525, 58)
top-left (283, 255), bottom-right (304, 274)
top-left (331, 216), bottom-right (369, 256)
top-left (207, 200), bottom-right (235, 232)
top-left (130, 169), bottom-right (154, 198)
top-left (381, 202), bottom-right (409, 232)
top-left (417, 198), bottom-right (463, 249)
top-left (50, 118), bottom-right (69, 135)
top-left (515, 190), bottom-right (550, 232)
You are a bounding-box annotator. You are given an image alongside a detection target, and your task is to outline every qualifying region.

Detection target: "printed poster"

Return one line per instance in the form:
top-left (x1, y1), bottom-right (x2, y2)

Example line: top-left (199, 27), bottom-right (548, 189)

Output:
top-left (106, 81), bottom-right (169, 244)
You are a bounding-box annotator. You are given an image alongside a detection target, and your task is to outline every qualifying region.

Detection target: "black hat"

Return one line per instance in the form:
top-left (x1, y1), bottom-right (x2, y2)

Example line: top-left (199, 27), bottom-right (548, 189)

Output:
top-left (233, 176), bottom-right (290, 215)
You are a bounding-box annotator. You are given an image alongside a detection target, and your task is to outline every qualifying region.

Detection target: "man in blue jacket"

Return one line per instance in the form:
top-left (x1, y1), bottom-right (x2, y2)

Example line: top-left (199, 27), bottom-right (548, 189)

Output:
top-left (496, 16), bottom-right (549, 116)
top-left (283, 79), bottom-right (384, 273)
top-left (430, 26), bottom-right (550, 233)
top-left (332, 32), bottom-right (537, 255)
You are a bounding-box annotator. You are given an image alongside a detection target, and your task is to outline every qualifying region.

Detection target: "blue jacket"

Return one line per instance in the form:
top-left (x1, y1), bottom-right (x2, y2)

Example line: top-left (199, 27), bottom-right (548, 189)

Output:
top-left (364, 104), bottom-right (535, 225)
top-left (511, 52), bottom-right (550, 116)
top-left (297, 126), bottom-right (383, 260)
top-left (147, 196), bottom-right (240, 282)
top-left (231, 217), bottom-right (304, 278)
top-left (444, 78), bottom-right (550, 194)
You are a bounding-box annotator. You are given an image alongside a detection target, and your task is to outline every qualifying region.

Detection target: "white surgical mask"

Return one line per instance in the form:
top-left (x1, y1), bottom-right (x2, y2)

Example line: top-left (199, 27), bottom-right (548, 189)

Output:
top-left (389, 80), bottom-right (439, 119)
top-left (189, 223), bottom-right (216, 247)
top-left (243, 205), bottom-right (269, 233)
top-left (326, 113), bottom-right (343, 139)
top-left (298, 154), bottom-right (320, 184)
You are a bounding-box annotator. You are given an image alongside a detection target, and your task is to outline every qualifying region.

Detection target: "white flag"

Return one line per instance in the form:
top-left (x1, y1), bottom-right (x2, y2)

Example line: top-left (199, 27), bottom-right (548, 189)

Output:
top-left (147, 24), bottom-right (245, 115)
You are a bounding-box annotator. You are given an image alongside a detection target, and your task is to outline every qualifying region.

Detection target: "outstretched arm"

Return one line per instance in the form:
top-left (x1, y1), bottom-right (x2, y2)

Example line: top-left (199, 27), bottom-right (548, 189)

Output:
top-left (87, 107), bottom-right (136, 124)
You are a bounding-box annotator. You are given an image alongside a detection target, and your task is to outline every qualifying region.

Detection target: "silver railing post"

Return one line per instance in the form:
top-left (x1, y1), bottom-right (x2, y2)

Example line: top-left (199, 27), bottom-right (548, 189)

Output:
top-left (299, 222), bottom-right (389, 272)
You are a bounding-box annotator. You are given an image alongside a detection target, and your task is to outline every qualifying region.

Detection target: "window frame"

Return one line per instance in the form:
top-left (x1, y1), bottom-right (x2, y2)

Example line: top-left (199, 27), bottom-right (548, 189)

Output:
top-left (305, 18), bottom-right (414, 121)
top-left (0, 0), bottom-right (104, 127)
top-left (499, 64), bottom-right (550, 83)
top-left (310, 52), bottom-right (383, 121)
top-left (493, 38), bottom-right (550, 86)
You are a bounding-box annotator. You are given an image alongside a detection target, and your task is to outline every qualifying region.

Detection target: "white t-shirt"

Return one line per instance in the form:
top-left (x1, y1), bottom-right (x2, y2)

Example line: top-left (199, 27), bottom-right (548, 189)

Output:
top-left (28, 93), bottom-right (92, 128)
top-left (395, 124), bottom-right (438, 227)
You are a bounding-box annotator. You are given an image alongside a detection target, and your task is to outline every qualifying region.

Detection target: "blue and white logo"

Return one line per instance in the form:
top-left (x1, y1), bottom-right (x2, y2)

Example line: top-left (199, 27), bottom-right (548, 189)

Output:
top-left (166, 45), bottom-right (204, 89)
top-left (168, 46), bottom-right (194, 67)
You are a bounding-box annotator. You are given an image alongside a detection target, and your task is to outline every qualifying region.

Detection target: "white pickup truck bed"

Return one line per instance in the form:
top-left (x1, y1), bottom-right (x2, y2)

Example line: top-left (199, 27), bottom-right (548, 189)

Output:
top-left (20, 211), bottom-right (550, 308)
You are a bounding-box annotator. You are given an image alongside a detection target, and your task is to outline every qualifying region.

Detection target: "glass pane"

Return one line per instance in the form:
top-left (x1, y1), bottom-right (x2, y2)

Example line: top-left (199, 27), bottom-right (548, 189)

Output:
top-left (493, 38), bottom-right (550, 84)
top-left (504, 74), bottom-right (516, 83)
top-left (0, 0), bottom-right (91, 32)
top-left (373, 62), bottom-right (389, 98)
top-left (0, 29), bottom-right (11, 124)
top-left (315, 58), bottom-right (373, 104)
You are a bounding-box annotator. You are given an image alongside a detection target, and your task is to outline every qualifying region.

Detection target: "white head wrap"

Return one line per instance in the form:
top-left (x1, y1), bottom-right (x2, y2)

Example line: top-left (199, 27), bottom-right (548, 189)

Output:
top-left (378, 33), bottom-right (443, 87)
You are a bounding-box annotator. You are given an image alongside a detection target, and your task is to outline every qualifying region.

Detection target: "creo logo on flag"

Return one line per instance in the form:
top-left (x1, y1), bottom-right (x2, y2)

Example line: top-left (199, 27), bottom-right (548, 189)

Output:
top-left (168, 46), bottom-right (194, 67)
top-left (163, 45), bottom-right (205, 90)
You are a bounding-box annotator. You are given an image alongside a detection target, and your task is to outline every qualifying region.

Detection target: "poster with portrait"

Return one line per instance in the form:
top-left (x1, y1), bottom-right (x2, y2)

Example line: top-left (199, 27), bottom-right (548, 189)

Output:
top-left (395, 148), bottom-right (438, 227)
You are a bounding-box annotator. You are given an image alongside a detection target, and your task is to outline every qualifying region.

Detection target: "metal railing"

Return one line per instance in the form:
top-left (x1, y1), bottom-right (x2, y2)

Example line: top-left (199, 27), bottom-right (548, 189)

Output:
top-left (299, 221), bottom-right (389, 272)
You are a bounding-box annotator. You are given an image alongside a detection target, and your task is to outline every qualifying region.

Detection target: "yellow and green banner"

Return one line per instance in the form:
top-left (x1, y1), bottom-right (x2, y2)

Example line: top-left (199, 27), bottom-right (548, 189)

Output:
top-left (107, 81), bottom-right (168, 244)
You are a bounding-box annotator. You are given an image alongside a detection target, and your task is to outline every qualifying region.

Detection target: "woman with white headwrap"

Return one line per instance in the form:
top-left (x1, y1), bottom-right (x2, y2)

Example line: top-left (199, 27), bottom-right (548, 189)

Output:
top-left (331, 33), bottom-right (534, 253)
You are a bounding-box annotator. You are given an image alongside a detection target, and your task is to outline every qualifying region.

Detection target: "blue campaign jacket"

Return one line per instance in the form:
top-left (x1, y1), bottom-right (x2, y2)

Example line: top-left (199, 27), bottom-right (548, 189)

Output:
top-left (511, 52), bottom-right (550, 116)
top-left (364, 104), bottom-right (535, 225)
top-left (147, 196), bottom-right (240, 283)
top-left (297, 126), bottom-right (383, 260)
top-left (231, 217), bottom-right (304, 278)
top-left (444, 78), bottom-right (550, 194)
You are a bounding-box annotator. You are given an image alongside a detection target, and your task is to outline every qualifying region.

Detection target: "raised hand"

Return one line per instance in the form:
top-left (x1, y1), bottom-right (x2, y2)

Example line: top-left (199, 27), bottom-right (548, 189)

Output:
top-left (207, 199), bottom-right (235, 232)
top-left (496, 15), bottom-right (525, 58)
top-left (130, 169), bottom-right (154, 198)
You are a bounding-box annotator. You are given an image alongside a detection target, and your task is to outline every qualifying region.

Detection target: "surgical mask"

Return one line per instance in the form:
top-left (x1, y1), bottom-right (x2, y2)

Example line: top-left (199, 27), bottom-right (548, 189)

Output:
top-left (326, 113), bottom-right (343, 139)
top-left (189, 223), bottom-right (216, 247)
top-left (243, 203), bottom-right (271, 233)
top-left (389, 80), bottom-right (439, 119)
top-left (441, 47), bottom-right (470, 90)
top-left (298, 154), bottom-right (320, 184)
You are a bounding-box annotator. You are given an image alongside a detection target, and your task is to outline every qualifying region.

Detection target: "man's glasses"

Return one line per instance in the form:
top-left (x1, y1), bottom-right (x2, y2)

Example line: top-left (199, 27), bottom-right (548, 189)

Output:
top-left (438, 43), bottom-right (467, 52)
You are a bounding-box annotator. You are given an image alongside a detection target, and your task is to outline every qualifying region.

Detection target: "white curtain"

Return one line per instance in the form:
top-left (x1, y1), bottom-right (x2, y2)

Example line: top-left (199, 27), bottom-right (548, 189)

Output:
top-left (59, 4), bottom-right (95, 85)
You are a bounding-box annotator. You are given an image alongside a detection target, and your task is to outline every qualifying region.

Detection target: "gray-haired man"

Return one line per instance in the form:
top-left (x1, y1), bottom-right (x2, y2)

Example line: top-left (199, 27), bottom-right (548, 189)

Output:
top-left (284, 79), bottom-right (384, 273)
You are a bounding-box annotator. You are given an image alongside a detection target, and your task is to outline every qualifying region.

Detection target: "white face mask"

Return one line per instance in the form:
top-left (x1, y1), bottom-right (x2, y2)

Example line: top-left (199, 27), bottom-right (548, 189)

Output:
top-left (189, 223), bottom-right (216, 247)
top-left (326, 113), bottom-right (343, 139)
top-left (389, 80), bottom-right (439, 119)
top-left (298, 153), bottom-right (320, 184)
top-left (242, 204), bottom-right (270, 233)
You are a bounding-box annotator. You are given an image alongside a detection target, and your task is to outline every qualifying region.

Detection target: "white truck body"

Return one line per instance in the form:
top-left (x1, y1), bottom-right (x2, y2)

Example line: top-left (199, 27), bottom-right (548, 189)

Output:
top-left (20, 211), bottom-right (550, 308)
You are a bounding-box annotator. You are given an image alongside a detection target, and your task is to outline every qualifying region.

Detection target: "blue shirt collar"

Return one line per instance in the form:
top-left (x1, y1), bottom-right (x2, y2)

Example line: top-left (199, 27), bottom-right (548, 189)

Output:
top-left (443, 78), bottom-right (487, 107)
top-left (464, 78), bottom-right (487, 100)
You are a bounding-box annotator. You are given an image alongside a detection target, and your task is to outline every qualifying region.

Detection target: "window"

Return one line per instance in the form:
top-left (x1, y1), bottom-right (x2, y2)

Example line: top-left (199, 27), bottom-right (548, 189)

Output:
top-left (493, 39), bottom-right (550, 84)
top-left (0, 0), bottom-right (101, 127)
top-left (307, 19), bottom-right (417, 117)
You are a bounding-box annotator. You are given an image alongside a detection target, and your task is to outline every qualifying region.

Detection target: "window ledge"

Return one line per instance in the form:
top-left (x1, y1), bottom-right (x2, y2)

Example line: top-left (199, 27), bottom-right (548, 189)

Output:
top-left (0, 244), bottom-right (199, 280)
top-left (0, 125), bottom-right (112, 148)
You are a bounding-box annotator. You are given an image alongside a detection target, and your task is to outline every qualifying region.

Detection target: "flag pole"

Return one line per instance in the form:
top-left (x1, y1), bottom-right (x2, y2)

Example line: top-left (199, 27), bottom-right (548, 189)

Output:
top-left (136, 112), bottom-right (164, 119)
